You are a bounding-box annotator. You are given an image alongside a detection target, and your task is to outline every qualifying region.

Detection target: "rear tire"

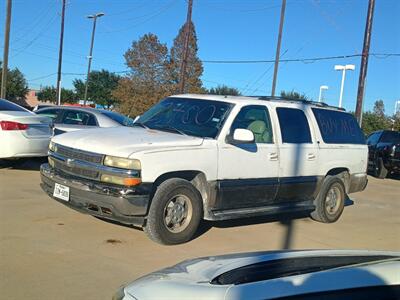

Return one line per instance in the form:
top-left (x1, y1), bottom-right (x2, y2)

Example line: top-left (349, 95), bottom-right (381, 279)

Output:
top-left (311, 175), bottom-right (345, 223)
top-left (374, 157), bottom-right (388, 179)
top-left (144, 178), bottom-right (203, 245)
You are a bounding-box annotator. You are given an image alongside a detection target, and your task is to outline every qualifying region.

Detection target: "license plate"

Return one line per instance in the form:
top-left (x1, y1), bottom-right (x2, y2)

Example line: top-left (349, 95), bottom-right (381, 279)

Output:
top-left (53, 183), bottom-right (70, 202)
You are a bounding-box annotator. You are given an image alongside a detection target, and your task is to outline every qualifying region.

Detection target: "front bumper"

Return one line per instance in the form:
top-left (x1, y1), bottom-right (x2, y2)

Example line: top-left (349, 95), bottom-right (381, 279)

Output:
top-left (40, 163), bottom-right (151, 227)
top-left (387, 158), bottom-right (400, 172)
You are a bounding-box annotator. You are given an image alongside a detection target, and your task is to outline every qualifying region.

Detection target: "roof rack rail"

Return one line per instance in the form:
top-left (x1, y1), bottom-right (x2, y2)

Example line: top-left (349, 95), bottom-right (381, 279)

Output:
top-left (248, 95), bottom-right (345, 111)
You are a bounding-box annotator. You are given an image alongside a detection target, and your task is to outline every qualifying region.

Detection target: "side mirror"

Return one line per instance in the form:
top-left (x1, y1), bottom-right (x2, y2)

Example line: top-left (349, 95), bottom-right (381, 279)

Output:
top-left (229, 128), bottom-right (255, 144)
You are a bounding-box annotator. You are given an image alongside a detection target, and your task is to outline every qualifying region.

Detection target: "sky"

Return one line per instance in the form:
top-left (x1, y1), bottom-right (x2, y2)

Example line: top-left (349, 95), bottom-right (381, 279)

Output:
top-left (0, 0), bottom-right (399, 114)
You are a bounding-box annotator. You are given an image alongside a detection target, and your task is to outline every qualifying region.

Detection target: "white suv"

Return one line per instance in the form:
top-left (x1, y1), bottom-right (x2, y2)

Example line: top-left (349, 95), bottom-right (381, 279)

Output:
top-left (40, 94), bottom-right (368, 245)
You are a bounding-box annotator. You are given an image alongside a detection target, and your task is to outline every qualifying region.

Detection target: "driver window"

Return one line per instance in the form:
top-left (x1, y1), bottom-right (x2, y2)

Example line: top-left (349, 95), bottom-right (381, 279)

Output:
top-left (230, 105), bottom-right (273, 143)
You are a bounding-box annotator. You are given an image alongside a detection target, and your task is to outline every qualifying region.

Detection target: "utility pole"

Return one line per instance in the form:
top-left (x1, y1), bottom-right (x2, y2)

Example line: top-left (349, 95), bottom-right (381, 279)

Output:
top-left (355, 0), bottom-right (375, 125)
top-left (56, 0), bottom-right (66, 106)
top-left (84, 12), bottom-right (104, 105)
top-left (1, 0), bottom-right (12, 99)
top-left (271, 0), bottom-right (286, 97)
top-left (179, 0), bottom-right (193, 94)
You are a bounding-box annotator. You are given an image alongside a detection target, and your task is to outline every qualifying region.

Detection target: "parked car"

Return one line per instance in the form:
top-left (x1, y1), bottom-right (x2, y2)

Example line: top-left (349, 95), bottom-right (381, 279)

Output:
top-left (32, 104), bottom-right (54, 112)
top-left (113, 250), bottom-right (400, 300)
top-left (35, 106), bottom-right (134, 134)
top-left (0, 99), bottom-right (52, 159)
top-left (367, 130), bottom-right (400, 178)
top-left (40, 94), bottom-right (368, 245)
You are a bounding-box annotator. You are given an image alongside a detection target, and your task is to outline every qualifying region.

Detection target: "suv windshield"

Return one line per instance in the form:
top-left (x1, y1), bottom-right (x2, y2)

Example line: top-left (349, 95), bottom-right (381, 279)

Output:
top-left (0, 99), bottom-right (28, 112)
top-left (100, 110), bottom-right (134, 127)
top-left (380, 131), bottom-right (400, 143)
top-left (137, 97), bottom-right (233, 138)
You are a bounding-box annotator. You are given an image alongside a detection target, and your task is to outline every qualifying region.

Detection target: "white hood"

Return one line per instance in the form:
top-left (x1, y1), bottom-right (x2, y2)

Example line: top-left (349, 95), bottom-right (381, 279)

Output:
top-left (52, 127), bottom-right (204, 158)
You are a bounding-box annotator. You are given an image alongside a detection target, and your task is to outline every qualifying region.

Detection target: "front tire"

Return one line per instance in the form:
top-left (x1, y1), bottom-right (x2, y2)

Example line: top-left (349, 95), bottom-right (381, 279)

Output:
top-left (144, 178), bottom-right (203, 245)
top-left (311, 175), bottom-right (345, 223)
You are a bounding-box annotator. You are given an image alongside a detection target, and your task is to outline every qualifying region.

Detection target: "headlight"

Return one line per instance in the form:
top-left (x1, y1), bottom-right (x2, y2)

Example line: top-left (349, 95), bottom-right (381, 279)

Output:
top-left (100, 174), bottom-right (141, 186)
top-left (49, 141), bottom-right (56, 152)
top-left (112, 286), bottom-right (126, 300)
top-left (48, 156), bottom-right (55, 168)
top-left (104, 156), bottom-right (141, 170)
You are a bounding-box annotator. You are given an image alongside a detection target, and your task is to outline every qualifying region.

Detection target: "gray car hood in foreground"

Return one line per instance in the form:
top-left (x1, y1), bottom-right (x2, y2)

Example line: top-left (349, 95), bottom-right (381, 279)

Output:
top-left (123, 250), bottom-right (400, 300)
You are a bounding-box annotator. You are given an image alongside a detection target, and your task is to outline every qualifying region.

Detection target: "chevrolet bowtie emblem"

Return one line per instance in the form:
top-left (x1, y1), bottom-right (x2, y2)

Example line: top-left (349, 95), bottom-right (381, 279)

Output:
top-left (66, 158), bottom-right (74, 167)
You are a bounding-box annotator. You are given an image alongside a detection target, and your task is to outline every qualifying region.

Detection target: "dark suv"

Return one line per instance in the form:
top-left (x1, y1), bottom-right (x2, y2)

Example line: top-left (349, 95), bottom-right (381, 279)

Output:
top-left (367, 130), bottom-right (400, 178)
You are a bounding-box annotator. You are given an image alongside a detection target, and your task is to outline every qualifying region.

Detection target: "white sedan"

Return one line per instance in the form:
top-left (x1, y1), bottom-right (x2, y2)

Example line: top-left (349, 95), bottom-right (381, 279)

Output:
top-left (0, 99), bottom-right (52, 159)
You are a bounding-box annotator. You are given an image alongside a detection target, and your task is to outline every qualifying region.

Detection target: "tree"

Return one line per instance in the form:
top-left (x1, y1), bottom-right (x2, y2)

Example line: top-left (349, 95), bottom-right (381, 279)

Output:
top-left (280, 90), bottom-right (311, 101)
top-left (361, 111), bottom-right (391, 136)
top-left (73, 70), bottom-right (121, 109)
top-left (359, 100), bottom-right (393, 135)
top-left (37, 86), bottom-right (76, 103)
top-left (0, 61), bottom-right (29, 101)
top-left (208, 85), bottom-right (241, 96)
top-left (373, 99), bottom-right (385, 117)
top-left (113, 33), bottom-right (170, 116)
top-left (168, 21), bottom-right (204, 94)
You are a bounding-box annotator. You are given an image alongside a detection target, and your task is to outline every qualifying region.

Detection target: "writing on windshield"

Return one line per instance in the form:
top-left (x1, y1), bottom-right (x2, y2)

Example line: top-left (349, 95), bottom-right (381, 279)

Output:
top-left (138, 97), bottom-right (233, 138)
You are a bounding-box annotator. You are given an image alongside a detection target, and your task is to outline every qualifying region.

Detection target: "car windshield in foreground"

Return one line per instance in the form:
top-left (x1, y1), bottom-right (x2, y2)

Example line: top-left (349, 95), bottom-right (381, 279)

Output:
top-left (100, 110), bottom-right (135, 127)
top-left (137, 97), bottom-right (233, 138)
top-left (0, 99), bottom-right (28, 112)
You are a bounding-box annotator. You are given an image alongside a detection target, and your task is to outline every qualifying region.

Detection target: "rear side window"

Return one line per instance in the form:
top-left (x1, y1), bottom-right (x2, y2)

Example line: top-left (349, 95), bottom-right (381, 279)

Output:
top-left (0, 99), bottom-right (28, 112)
top-left (312, 108), bottom-right (365, 144)
top-left (37, 109), bottom-right (60, 120)
top-left (61, 111), bottom-right (97, 126)
top-left (277, 107), bottom-right (312, 143)
top-left (100, 110), bottom-right (134, 126)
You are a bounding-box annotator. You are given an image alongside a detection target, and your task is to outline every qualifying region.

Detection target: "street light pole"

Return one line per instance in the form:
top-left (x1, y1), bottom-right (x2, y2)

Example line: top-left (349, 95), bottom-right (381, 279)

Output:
top-left (338, 69), bottom-right (346, 108)
top-left (83, 12), bottom-right (104, 106)
top-left (334, 64), bottom-right (355, 108)
top-left (318, 85), bottom-right (328, 102)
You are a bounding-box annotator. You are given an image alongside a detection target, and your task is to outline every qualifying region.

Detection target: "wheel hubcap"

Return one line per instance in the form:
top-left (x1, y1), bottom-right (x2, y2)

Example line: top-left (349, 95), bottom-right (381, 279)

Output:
top-left (325, 186), bottom-right (341, 215)
top-left (163, 195), bottom-right (193, 233)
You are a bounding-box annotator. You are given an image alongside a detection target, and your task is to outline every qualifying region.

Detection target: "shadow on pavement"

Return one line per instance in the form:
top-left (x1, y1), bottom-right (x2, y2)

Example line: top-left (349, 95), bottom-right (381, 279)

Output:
top-left (193, 211), bottom-right (312, 243)
top-left (0, 157), bottom-right (47, 171)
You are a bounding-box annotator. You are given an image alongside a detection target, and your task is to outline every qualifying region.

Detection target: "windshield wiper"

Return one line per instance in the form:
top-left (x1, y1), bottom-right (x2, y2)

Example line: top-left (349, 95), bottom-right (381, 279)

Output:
top-left (153, 125), bottom-right (187, 136)
top-left (132, 122), bottom-right (149, 129)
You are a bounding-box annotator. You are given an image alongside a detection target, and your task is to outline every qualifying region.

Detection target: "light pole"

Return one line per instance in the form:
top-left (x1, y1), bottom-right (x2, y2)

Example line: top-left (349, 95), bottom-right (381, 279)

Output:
top-left (334, 64), bottom-right (355, 108)
top-left (84, 12), bottom-right (104, 106)
top-left (318, 85), bottom-right (328, 102)
top-left (395, 100), bottom-right (400, 115)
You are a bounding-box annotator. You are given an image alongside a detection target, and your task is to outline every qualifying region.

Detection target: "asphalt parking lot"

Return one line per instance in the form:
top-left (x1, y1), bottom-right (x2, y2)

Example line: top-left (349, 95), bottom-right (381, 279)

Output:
top-left (1, 158), bottom-right (399, 300)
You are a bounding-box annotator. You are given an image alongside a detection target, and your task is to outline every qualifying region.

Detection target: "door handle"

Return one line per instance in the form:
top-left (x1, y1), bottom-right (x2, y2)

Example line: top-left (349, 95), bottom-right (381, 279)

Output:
top-left (307, 153), bottom-right (316, 160)
top-left (269, 152), bottom-right (278, 161)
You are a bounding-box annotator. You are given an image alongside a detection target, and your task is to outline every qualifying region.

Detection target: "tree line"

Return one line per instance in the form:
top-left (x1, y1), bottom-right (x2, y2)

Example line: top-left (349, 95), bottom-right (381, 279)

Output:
top-left (1, 20), bottom-right (398, 134)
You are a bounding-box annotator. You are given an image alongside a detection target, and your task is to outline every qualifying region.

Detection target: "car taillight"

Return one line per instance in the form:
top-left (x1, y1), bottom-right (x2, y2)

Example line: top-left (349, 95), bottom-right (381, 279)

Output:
top-left (0, 121), bottom-right (29, 130)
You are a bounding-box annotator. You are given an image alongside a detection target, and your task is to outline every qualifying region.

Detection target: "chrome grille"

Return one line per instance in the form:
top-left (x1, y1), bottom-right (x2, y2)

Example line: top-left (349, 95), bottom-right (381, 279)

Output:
top-left (53, 160), bottom-right (99, 180)
top-left (56, 145), bottom-right (103, 164)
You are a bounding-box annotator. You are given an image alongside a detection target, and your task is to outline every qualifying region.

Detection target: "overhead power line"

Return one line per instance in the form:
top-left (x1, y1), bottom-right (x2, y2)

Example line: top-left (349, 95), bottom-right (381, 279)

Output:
top-left (26, 52), bottom-right (398, 83)
top-left (202, 53), bottom-right (400, 64)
